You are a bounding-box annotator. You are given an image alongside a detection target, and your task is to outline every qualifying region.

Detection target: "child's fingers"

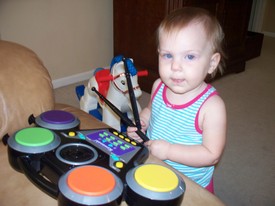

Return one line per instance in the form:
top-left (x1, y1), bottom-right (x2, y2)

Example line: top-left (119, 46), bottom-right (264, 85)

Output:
top-left (140, 120), bottom-right (147, 128)
top-left (144, 140), bottom-right (152, 147)
top-left (127, 126), bottom-right (138, 132)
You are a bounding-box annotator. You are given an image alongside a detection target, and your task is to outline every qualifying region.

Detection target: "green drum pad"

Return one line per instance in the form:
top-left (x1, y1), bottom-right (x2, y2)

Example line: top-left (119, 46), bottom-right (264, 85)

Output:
top-left (15, 127), bottom-right (54, 147)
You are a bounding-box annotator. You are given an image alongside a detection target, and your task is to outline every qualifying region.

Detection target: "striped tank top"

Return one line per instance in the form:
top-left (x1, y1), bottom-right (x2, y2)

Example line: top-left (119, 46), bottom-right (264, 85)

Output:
top-left (147, 82), bottom-right (218, 187)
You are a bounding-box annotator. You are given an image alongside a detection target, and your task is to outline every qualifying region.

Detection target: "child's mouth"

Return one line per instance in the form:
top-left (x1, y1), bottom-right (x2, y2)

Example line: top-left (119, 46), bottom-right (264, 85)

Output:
top-left (171, 78), bottom-right (184, 84)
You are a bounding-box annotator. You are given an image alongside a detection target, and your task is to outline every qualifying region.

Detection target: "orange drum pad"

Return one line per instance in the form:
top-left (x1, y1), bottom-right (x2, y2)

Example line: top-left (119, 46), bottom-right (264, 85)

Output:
top-left (67, 166), bottom-right (116, 196)
top-left (58, 165), bottom-right (123, 205)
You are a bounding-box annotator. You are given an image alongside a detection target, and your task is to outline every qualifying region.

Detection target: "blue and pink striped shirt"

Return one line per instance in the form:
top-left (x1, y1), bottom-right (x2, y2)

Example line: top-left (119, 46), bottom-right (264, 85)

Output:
top-left (147, 81), bottom-right (218, 187)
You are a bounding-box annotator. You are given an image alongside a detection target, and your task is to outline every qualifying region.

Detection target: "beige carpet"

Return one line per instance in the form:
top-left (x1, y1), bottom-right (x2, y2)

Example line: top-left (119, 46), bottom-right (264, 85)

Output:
top-left (54, 36), bottom-right (275, 206)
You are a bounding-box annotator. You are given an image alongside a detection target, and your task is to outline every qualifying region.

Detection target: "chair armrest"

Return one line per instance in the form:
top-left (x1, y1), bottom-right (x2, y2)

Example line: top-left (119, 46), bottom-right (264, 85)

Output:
top-left (0, 40), bottom-right (54, 137)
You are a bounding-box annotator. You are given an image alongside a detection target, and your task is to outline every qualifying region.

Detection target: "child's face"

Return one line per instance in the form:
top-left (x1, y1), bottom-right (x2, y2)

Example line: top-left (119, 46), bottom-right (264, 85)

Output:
top-left (158, 22), bottom-right (220, 95)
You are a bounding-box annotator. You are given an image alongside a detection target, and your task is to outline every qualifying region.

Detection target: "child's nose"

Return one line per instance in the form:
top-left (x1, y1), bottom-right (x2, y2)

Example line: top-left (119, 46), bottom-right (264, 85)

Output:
top-left (171, 59), bottom-right (182, 71)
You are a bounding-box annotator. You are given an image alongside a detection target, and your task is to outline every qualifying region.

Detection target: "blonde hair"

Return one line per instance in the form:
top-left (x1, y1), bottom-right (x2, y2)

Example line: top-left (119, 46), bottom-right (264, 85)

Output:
top-left (157, 7), bottom-right (226, 78)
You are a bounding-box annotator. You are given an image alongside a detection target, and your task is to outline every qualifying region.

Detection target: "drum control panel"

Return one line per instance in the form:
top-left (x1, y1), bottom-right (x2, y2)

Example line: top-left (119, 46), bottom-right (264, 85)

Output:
top-left (60, 128), bottom-right (144, 172)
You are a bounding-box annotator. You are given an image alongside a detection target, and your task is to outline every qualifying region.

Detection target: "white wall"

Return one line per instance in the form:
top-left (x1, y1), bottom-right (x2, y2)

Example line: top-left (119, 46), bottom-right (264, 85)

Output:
top-left (262, 0), bottom-right (275, 37)
top-left (248, 0), bottom-right (275, 37)
top-left (0, 0), bottom-right (113, 87)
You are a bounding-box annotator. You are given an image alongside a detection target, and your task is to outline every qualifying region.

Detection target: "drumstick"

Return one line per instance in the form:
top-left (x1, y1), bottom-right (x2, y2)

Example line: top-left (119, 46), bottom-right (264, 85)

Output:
top-left (122, 58), bottom-right (142, 130)
top-left (91, 87), bottom-right (149, 143)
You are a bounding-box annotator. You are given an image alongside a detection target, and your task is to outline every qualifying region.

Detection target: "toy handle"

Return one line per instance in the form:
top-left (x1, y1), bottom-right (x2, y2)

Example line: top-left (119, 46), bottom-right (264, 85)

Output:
top-left (96, 70), bottom-right (148, 82)
top-left (18, 156), bottom-right (59, 199)
top-left (97, 75), bottom-right (114, 82)
top-left (28, 114), bottom-right (36, 125)
top-left (137, 70), bottom-right (148, 77)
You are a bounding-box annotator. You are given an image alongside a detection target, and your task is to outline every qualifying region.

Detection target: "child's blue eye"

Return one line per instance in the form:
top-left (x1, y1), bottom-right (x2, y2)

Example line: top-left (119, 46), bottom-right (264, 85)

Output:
top-left (164, 53), bottom-right (173, 59)
top-left (185, 54), bottom-right (195, 60)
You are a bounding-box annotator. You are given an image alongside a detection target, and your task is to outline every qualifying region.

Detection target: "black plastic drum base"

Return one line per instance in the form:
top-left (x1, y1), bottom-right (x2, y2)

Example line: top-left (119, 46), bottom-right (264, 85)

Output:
top-left (8, 148), bottom-right (42, 173)
top-left (124, 186), bottom-right (183, 206)
top-left (58, 194), bottom-right (122, 206)
top-left (7, 147), bottom-right (25, 172)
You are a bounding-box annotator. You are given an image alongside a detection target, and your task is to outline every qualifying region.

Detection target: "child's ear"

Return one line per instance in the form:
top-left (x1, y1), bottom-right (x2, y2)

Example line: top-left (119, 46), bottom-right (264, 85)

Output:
top-left (208, 53), bottom-right (221, 74)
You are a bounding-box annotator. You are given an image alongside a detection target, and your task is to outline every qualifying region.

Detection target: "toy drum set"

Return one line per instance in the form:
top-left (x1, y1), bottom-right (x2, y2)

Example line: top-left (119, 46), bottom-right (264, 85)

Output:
top-left (3, 110), bottom-right (185, 206)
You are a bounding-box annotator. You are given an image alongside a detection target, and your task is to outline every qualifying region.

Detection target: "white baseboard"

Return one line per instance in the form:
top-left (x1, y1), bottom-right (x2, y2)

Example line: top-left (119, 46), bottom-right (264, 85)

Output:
top-left (263, 31), bottom-right (275, 38)
top-left (52, 70), bottom-right (94, 89)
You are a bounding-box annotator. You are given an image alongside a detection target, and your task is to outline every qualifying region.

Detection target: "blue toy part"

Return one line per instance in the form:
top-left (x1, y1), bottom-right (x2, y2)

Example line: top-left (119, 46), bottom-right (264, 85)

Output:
top-left (110, 55), bottom-right (137, 76)
top-left (75, 85), bottom-right (85, 100)
top-left (110, 55), bottom-right (124, 68)
top-left (89, 106), bottom-right (103, 121)
top-left (124, 58), bottom-right (137, 76)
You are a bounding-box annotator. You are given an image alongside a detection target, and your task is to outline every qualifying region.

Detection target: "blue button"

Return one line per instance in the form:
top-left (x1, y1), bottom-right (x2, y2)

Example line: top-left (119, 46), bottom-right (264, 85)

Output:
top-left (78, 133), bottom-right (86, 140)
top-left (110, 153), bottom-right (120, 161)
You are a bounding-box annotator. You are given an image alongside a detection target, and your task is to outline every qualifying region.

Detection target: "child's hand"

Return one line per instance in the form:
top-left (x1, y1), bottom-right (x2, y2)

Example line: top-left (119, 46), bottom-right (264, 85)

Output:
top-left (127, 126), bottom-right (143, 142)
top-left (126, 120), bottom-right (147, 143)
top-left (145, 139), bottom-right (171, 160)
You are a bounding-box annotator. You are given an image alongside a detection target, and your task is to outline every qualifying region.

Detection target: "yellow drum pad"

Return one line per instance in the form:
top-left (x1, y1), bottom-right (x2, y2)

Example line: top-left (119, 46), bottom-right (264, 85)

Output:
top-left (134, 164), bottom-right (179, 192)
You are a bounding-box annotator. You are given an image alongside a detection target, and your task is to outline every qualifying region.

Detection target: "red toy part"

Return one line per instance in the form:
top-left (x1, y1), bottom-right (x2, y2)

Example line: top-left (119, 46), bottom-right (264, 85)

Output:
top-left (95, 69), bottom-right (148, 105)
top-left (94, 69), bottom-right (111, 104)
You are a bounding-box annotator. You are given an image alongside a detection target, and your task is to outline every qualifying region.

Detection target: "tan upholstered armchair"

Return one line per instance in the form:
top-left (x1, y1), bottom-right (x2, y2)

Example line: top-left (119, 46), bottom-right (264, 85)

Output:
top-left (0, 40), bottom-right (106, 205)
top-left (0, 40), bottom-right (106, 137)
top-left (0, 40), bottom-right (54, 137)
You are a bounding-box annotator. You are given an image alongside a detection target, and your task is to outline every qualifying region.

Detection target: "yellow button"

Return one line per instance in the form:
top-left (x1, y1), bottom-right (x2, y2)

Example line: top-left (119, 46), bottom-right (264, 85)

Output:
top-left (119, 134), bottom-right (124, 139)
top-left (134, 164), bottom-right (178, 192)
top-left (68, 131), bottom-right (76, 137)
top-left (115, 161), bottom-right (124, 169)
top-left (131, 141), bottom-right (137, 146)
